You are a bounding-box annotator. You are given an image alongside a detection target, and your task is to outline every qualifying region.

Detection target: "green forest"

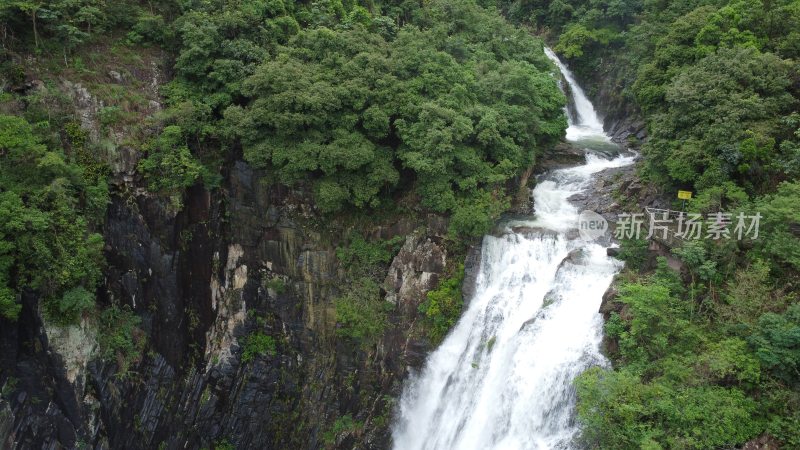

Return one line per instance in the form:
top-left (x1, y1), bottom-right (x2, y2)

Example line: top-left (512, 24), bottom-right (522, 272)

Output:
top-left (1, 0), bottom-right (799, 448)
top-left (0, 0), bottom-right (566, 321)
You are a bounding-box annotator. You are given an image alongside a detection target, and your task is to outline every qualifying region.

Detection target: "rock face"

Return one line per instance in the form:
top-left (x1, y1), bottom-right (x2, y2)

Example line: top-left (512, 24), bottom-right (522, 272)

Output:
top-left (580, 71), bottom-right (646, 146)
top-left (384, 233), bottom-right (446, 315)
top-left (461, 243), bottom-right (483, 307)
top-left (1, 150), bottom-right (464, 448)
top-left (598, 280), bottom-right (622, 357)
top-left (1, 152), bottom-right (457, 449)
top-left (0, 75), bottom-right (458, 449)
top-left (383, 232), bottom-right (449, 368)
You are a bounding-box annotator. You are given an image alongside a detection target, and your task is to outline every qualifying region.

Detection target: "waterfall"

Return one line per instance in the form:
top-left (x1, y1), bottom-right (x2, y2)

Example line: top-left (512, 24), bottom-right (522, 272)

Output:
top-left (543, 47), bottom-right (607, 143)
top-left (391, 49), bottom-right (634, 450)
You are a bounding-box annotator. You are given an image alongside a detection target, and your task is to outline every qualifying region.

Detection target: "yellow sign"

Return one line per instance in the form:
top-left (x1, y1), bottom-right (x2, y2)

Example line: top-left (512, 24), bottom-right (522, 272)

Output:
top-left (677, 190), bottom-right (693, 200)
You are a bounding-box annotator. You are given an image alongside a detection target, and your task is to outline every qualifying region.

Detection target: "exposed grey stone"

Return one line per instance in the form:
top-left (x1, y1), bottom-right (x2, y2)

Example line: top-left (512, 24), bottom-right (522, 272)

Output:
top-left (384, 232), bottom-right (447, 317)
top-left (107, 70), bottom-right (123, 83)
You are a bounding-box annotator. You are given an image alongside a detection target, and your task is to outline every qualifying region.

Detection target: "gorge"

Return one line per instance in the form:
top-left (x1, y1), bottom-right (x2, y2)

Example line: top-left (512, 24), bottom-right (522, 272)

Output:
top-left (2, 0), bottom-right (800, 448)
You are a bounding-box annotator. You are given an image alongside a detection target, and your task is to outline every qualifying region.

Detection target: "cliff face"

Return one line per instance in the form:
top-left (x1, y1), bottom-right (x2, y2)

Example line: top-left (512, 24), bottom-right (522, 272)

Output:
top-left (1, 153), bottom-right (457, 450)
top-left (0, 55), bottom-right (463, 449)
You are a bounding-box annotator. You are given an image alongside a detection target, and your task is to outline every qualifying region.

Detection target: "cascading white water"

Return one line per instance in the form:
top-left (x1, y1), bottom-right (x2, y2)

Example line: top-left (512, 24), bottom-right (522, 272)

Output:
top-left (543, 47), bottom-right (607, 143)
top-left (391, 49), bottom-right (634, 450)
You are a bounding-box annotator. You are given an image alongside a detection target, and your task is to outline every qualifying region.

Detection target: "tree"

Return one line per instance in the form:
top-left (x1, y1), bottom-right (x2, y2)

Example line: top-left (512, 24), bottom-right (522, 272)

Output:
top-left (749, 304), bottom-right (800, 384)
top-left (5, 0), bottom-right (46, 48)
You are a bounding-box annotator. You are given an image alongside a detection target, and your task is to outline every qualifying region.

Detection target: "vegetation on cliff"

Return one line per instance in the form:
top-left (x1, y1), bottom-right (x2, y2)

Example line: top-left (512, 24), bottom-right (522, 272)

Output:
top-left (0, 114), bottom-right (106, 321)
top-left (1, 0), bottom-right (566, 323)
top-left (224, 3), bottom-right (566, 226)
top-left (419, 263), bottom-right (465, 344)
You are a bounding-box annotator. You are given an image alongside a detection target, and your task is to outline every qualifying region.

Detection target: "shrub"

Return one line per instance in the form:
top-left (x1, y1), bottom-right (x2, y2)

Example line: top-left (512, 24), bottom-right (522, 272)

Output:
top-left (98, 106), bottom-right (124, 128)
top-left (241, 331), bottom-right (277, 363)
top-left (755, 182), bottom-right (800, 271)
top-left (334, 278), bottom-right (389, 347)
top-left (137, 126), bottom-right (207, 193)
top-left (447, 191), bottom-right (509, 239)
top-left (419, 264), bottom-right (464, 343)
top-left (46, 286), bottom-right (95, 325)
top-left (0, 285), bottom-right (21, 321)
top-left (322, 414), bottom-right (362, 445)
top-left (265, 278), bottom-right (287, 294)
top-left (97, 305), bottom-right (146, 377)
top-left (615, 238), bottom-right (650, 268)
top-left (0, 115), bottom-right (107, 323)
top-left (576, 367), bottom-right (761, 449)
top-left (748, 303), bottom-right (800, 383)
top-left (335, 234), bottom-right (403, 274)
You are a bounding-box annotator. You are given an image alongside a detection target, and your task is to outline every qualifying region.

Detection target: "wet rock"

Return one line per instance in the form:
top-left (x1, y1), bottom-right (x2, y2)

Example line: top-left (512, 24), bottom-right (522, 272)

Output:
top-left (519, 317), bottom-right (537, 331)
top-left (403, 339), bottom-right (430, 368)
top-left (561, 248), bottom-right (588, 266)
top-left (598, 279), bottom-right (623, 357)
top-left (599, 281), bottom-right (620, 319)
top-left (510, 165), bottom-right (536, 214)
top-left (537, 142), bottom-right (586, 173)
top-left (569, 192), bottom-right (588, 203)
top-left (541, 292), bottom-right (559, 308)
top-left (510, 226), bottom-right (559, 239)
top-left (606, 247), bottom-right (620, 257)
top-left (461, 243), bottom-right (482, 307)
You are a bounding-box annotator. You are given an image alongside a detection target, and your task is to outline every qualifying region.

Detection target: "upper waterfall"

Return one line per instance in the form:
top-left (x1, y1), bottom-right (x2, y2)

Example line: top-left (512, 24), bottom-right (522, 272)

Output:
top-left (543, 47), bottom-right (608, 143)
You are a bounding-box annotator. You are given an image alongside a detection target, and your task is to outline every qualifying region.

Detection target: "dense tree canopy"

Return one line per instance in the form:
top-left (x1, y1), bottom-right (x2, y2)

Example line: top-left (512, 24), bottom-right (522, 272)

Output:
top-left (225, 1), bottom-right (565, 225)
top-left (91, 0), bottom-right (566, 237)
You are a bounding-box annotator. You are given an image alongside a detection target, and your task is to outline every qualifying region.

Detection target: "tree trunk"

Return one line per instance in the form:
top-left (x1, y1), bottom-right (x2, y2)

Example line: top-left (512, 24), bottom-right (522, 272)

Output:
top-left (31, 10), bottom-right (38, 49)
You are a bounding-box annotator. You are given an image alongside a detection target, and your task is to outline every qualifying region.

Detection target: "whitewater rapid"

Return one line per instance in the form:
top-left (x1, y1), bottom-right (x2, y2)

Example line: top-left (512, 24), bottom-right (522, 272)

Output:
top-left (391, 49), bottom-right (634, 450)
